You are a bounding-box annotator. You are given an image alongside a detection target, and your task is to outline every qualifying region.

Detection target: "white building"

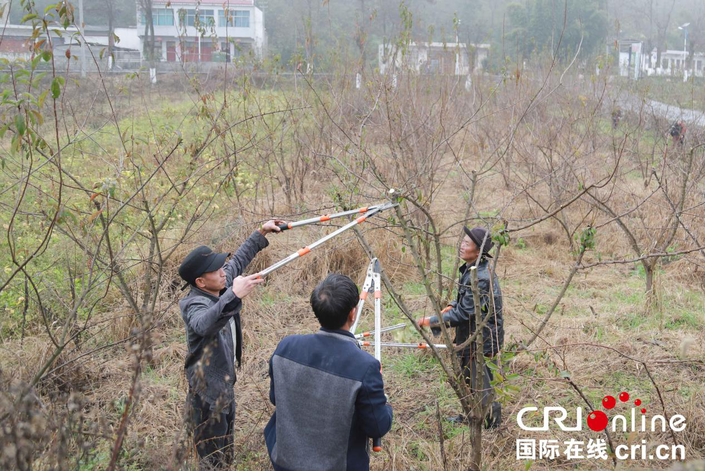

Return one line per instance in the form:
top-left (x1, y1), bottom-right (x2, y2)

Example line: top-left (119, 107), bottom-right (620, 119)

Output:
top-left (135, 0), bottom-right (265, 63)
top-left (378, 42), bottom-right (489, 76)
top-left (0, 23), bottom-right (140, 71)
top-left (655, 49), bottom-right (688, 75)
top-left (617, 40), bottom-right (648, 79)
top-left (614, 40), bottom-right (705, 79)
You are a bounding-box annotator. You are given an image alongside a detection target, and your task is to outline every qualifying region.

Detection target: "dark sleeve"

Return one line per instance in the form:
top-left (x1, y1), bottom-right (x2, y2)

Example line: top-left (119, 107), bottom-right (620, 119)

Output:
top-left (268, 354), bottom-right (276, 406)
top-left (185, 289), bottom-right (241, 337)
top-left (356, 361), bottom-right (393, 439)
top-left (224, 231), bottom-right (269, 285)
top-left (430, 279), bottom-right (490, 328)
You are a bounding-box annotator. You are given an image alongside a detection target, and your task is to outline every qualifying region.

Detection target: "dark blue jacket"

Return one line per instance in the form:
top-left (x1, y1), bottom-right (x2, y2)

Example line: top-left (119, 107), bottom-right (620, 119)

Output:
top-left (265, 328), bottom-right (393, 471)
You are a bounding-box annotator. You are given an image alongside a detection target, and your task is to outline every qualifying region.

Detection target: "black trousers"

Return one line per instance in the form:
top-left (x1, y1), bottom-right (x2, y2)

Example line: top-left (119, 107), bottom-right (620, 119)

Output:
top-left (188, 392), bottom-right (235, 469)
top-left (459, 348), bottom-right (501, 429)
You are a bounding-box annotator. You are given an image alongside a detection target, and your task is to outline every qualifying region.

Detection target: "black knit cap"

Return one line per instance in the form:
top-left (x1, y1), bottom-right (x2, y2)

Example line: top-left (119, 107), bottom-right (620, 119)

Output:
top-left (463, 226), bottom-right (494, 258)
top-left (178, 246), bottom-right (230, 287)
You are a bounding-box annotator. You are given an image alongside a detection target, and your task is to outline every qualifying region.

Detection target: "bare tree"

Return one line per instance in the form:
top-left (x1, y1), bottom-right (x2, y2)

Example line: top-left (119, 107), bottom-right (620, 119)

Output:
top-left (137, 0), bottom-right (155, 62)
top-left (654, 0), bottom-right (676, 68)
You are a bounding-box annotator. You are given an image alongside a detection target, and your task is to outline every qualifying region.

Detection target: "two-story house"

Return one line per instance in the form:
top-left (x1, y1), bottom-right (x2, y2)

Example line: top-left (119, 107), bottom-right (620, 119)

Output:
top-left (136, 0), bottom-right (265, 63)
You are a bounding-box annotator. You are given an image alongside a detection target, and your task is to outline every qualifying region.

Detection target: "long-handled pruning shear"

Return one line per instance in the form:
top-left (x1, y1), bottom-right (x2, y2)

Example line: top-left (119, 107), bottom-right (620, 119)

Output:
top-left (259, 202), bottom-right (398, 278)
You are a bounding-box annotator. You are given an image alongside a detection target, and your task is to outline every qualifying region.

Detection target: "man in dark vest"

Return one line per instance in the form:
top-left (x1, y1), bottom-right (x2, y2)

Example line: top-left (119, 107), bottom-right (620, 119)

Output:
top-left (178, 219), bottom-right (284, 468)
top-left (417, 226), bottom-right (504, 429)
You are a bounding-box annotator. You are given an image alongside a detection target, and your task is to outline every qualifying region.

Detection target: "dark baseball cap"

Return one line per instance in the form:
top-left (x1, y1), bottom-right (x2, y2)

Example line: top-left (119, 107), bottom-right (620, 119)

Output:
top-left (178, 246), bottom-right (230, 287)
top-left (463, 226), bottom-right (494, 257)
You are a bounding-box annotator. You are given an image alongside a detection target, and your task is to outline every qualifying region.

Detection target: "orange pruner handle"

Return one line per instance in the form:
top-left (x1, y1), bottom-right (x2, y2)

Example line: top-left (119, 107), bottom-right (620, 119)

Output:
top-left (441, 305), bottom-right (453, 314)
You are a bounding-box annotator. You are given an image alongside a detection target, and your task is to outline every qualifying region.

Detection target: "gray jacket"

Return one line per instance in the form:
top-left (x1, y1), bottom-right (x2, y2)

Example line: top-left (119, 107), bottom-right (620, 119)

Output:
top-left (431, 258), bottom-right (504, 357)
top-left (265, 328), bottom-right (393, 471)
top-left (179, 231), bottom-right (269, 409)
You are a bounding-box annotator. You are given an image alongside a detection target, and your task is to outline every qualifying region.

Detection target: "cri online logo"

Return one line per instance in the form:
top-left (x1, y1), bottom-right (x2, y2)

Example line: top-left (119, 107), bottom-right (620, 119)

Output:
top-left (518, 391), bottom-right (687, 433)
top-left (589, 392), bottom-right (641, 431)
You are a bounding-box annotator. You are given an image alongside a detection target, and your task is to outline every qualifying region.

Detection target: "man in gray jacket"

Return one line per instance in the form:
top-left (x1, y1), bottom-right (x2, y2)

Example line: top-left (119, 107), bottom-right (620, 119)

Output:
top-left (178, 220), bottom-right (283, 468)
top-left (417, 226), bottom-right (504, 429)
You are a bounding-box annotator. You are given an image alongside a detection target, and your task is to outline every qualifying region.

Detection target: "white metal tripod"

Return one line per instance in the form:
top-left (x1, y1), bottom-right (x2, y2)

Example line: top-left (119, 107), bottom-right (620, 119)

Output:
top-left (350, 258), bottom-right (446, 452)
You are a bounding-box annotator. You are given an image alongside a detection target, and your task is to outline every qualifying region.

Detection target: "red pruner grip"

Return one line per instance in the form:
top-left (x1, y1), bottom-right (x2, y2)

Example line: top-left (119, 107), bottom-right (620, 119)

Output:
top-left (372, 437), bottom-right (382, 452)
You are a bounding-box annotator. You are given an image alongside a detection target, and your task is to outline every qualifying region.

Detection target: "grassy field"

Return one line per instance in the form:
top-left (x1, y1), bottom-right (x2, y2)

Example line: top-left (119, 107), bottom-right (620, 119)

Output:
top-left (25, 203), bottom-right (702, 471)
top-left (1, 68), bottom-right (704, 471)
top-left (628, 76), bottom-right (705, 112)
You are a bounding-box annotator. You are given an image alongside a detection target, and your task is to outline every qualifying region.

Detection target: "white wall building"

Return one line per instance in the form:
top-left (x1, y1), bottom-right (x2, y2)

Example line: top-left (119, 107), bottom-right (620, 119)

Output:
top-left (614, 40), bottom-right (705, 79)
top-left (617, 40), bottom-right (648, 79)
top-left (378, 42), bottom-right (489, 76)
top-left (136, 0), bottom-right (265, 63)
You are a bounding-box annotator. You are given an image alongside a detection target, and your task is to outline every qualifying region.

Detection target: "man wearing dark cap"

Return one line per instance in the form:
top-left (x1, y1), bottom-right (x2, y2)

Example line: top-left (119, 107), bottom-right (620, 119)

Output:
top-left (417, 226), bottom-right (504, 429)
top-left (178, 219), bottom-right (284, 468)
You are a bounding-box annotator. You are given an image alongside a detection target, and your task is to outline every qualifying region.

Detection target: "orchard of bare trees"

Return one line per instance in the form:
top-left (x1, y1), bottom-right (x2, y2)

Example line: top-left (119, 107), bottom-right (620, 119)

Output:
top-left (0, 1), bottom-right (704, 470)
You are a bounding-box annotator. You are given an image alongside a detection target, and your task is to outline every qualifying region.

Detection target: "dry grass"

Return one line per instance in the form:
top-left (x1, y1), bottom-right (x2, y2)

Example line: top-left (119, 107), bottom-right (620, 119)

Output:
top-left (2, 75), bottom-right (705, 471)
top-left (16, 184), bottom-right (698, 470)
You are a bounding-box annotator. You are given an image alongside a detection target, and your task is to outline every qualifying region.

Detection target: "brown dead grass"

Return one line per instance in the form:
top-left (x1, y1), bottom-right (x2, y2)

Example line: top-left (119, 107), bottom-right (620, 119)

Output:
top-left (5, 168), bottom-right (702, 470)
top-left (3, 81), bottom-right (705, 471)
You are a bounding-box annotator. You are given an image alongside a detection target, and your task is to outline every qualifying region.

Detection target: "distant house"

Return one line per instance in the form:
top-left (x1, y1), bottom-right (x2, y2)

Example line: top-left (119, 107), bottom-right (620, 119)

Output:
top-left (0, 23), bottom-right (140, 70)
top-left (378, 42), bottom-right (489, 76)
top-left (0, 24), bottom-right (117, 61)
top-left (0, 24), bottom-right (38, 61)
top-left (614, 40), bottom-right (705, 79)
top-left (655, 50), bottom-right (688, 74)
top-left (135, 0), bottom-right (266, 63)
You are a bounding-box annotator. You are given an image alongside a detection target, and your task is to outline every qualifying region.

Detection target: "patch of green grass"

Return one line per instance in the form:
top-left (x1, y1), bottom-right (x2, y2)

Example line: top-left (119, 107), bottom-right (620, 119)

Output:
top-left (402, 280), bottom-right (427, 296)
top-left (432, 381), bottom-right (460, 410)
top-left (676, 385), bottom-right (698, 400)
top-left (603, 277), bottom-right (647, 320)
top-left (259, 288), bottom-right (291, 307)
top-left (615, 310), bottom-right (648, 330)
top-left (79, 441), bottom-right (142, 471)
top-left (440, 244), bottom-right (461, 278)
top-left (236, 449), bottom-right (270, 470)
top-left (79, 449), bottom-right (111, 471)
top-left (388, 351), bottom-right (441, 379)
top-left (570, 286), bottom-right (600, 300)
top-left (582, 321), bottom-right (607, 341)
top-left (142, 365), bottom-right (179, 389)
top-left (661, 287), bottom-right (705, 331)
top-left (407, 441), bottom-right (429, 462)
top-left (633, 76), bottom-right (705, 112)
top-left (664, 310), bottom-right (701, 330)
top-left (600, 370), bottom-right (653, 402)
top-left (382, 298), bottom-right (404, 321)
top-left (415, 395), bottom-right (466, 440)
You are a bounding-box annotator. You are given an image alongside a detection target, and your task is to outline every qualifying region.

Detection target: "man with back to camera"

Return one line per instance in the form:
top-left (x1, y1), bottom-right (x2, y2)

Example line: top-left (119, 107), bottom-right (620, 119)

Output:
top-left (265, 273), bottom-right (393, 471)
top-left (417, 226), bottom-right (504, 429)
top-left (178, 219), bottom-right (284, 468)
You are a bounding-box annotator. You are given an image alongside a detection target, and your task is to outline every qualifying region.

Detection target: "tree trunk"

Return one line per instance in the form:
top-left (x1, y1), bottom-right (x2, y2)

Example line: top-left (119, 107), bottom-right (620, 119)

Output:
top-left (643, 259), bottom-right (654, 294)
top-left (357, 0), bottom-right (367, 71)
top-left (149, 20), bottom-right (155, 63)
top-left (140, 0), bottom-right (155, 63)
